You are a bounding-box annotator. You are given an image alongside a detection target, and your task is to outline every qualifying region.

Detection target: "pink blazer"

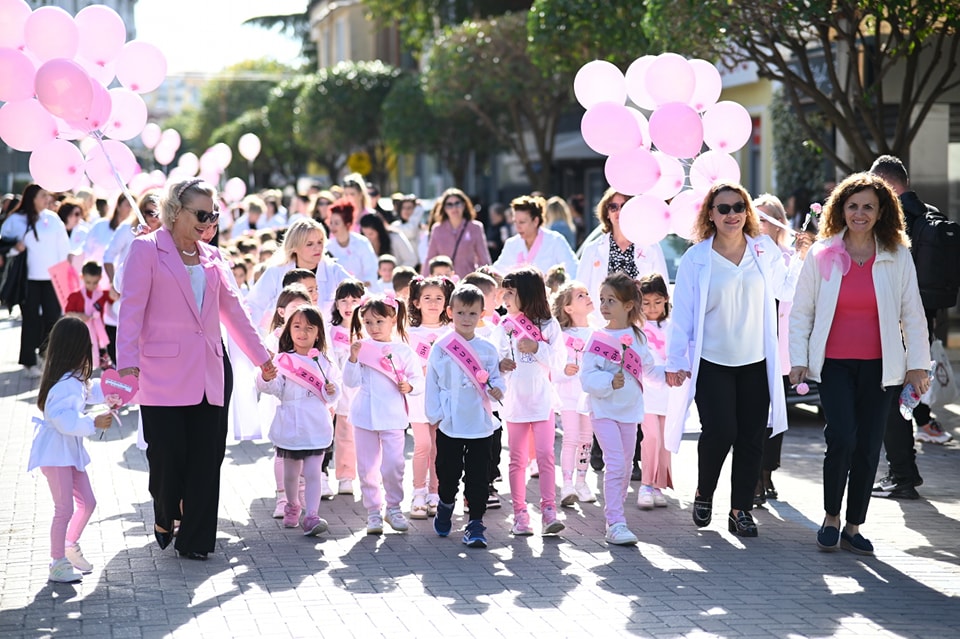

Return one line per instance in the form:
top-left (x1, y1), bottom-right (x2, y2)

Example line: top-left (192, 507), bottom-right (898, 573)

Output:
top-left (117, 228), bottom-right (269, 407)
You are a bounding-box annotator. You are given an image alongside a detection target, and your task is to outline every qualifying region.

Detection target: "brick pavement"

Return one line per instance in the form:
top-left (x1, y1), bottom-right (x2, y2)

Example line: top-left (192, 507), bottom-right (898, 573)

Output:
top-left (0, 313), bottom-right (958, 638)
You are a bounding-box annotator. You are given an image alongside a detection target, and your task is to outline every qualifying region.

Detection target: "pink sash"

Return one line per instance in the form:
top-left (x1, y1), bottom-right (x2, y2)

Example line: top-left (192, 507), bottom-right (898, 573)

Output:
top-left (586, 331), bottom-right (643, 388)
top-left (330, 326), bottom-right (351, 351)
top-left (355, 340), bottom-right (409, 413)
top-left (275, 352), bottom-right (329, 402)
top-left (502, 313), bottom-right (543, 342)
top-left (438, 333), bottom-right (492, 413)
top-left (409, 332), bottom-right (440, 364)
top-left (519, 229), bottom-right (544, 265)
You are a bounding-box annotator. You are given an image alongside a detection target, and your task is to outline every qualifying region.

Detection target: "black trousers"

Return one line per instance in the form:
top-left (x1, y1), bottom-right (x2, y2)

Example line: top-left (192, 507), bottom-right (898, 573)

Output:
top-left (694, 359), bottom-right (770, 511)
top-left (105, 324), bottom-right (118, 365)
top-left (761, 430), bottom-right (783, 472)
top-left (819, 358), bottom-right (896, 525)
top-left (19, 280), bottom-right (60, 367)
top-left (488, 424), bottom-right (503, 483)
top-left (437, 430), bottom-right (494, 521)
top-left (142, 397), bottom-right (226, 555)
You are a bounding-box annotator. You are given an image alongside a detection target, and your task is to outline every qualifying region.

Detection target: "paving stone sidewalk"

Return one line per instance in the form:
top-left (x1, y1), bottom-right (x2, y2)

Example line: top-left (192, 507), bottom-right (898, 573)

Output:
top-left (0, 314), bottom-right (958, 638)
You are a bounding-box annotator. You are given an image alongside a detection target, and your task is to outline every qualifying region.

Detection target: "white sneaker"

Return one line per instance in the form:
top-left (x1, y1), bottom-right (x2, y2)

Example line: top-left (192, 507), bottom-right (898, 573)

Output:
top-left (385, 508), bottom-right (410, 532)
top-left (366, 513), bottom-right (384, 535)
top-left (272, 491), bottom-right (287, 519)
top-left (605, 522), bottom-right (638, 545)
top-left (49, 557), bottom-right (82, 583)
top-left (23, 366), bottom-right (41, 379)
top-left (528, 459), bottom-right (539, 478)
top-left (65, 544), bottom-right (93, 573)
top-left (426, 493), bottom-right (439, 517)
top-left (653, 488), bottom-right (668, 508)
top-left (511, 510), bottom-right (534, 536)
top-left (916, 422), bottom-right (952, 444)
top-left (575, 481), bottom-right (597, 503)
top-left (338, 479), bottom-right (354, 495)
top-left (320, 473), bottom-right (335, 501)
top-left (560, 482), bottom-right (578, 507)
top-left (637, 485), bottom-right (655, 510)
top-left (410, 490), bottom-right (429, 520)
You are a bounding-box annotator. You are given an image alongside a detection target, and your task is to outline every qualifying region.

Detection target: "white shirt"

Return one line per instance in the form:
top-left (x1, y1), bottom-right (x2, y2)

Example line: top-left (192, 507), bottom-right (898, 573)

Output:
top-left (326, 232), bottom-right (378, 284)
top-left (343, 340), bottom-right (424, 431)
top-left (82, 217), bottom-right (116, 266)
top-left (256, 351), bottom-right (341, 450)
top-left (555, 326), bottom-right (593, 412)
top-left (406, 325), bottom-right (451, 423)
top-left (386, 229), bottom-right (418, 268)
top-left (425, 333), bottom-right (505, 438)
top-left (494, 227), bottom-right (577, 276)
top-left (580, 327), bottom-right (663, 423)
top-left (702, 250), bottom-right (765, 366)
top-left (24, 211), bottom-right (70, 280)
top-left (28, 374), bottom-right (105, 472)
top-left (328, 323), bottom-right (360, 416)
top-left (493, 316), bottom-right (565, 421)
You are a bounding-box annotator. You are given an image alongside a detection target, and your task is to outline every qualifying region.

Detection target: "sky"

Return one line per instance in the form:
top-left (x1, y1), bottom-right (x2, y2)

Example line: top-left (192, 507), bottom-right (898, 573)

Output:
top-left (135, 0), bottom-right (307, 74)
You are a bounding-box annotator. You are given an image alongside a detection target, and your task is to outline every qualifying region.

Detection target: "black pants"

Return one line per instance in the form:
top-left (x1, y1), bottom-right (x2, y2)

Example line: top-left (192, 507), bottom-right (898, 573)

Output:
top-left (488, 424), bottom-right (503, 483)
top-left (694, 359), bottom-right (770, 511)
top-left (881, 389), bottom-right (922, 484)
top-left (105, 324), bottom-right (118, 365)
top-left (437, 430), bottom-right (494, 521)
top-left (19, 280), bottom-right (60, 367)
top-left (142, 397), bottom-right (226, 555)
top-left (819, 358), bottom-right (896, 525)
top-left (761, 430), bottom-right (783, 472)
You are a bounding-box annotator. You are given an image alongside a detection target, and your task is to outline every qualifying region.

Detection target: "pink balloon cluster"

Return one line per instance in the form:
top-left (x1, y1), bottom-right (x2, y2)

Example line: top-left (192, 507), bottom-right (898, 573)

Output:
top-left (576, 53), bottom-right (750, 245)
top-left (0, 0), bottom-right (168, 193)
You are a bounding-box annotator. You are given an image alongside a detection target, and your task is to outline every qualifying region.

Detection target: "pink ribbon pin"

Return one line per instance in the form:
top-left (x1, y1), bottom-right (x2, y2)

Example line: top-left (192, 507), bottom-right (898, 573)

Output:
top-left (815, 242), bottom-right (851, 281)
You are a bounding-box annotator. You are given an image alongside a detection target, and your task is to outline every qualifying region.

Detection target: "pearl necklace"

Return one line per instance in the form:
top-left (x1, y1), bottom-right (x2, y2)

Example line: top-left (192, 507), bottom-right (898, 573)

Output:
top-left (180, 248), bottom-right (198, 257)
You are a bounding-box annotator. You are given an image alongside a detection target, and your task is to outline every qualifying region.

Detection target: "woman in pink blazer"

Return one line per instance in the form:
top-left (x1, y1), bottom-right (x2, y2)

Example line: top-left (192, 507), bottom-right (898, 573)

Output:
top-left (117, 179), bottom-right (275, 560)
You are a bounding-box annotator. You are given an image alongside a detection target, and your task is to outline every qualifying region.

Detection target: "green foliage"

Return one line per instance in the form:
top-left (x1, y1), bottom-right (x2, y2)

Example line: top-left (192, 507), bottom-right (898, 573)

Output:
top-left (770, 88), bottom-right (826, 201)
top-left (527, 0), bottom-right (650, 76)
top-left (242, 11), bottom-right (315, 69)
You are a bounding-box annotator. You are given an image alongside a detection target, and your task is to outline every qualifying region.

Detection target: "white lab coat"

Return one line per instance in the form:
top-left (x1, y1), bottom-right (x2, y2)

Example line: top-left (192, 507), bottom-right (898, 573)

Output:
top-left (494, 227), bottom-right (578, 276)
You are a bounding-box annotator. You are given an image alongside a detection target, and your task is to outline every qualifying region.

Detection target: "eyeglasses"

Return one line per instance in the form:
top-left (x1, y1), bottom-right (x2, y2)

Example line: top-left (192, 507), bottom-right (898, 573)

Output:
top-left (143, 208), bottom-right (159, 219)
top-left (712, 201), bottom-right (747, 215)
top-left (444, 200), bottom-right (465, 209)
top-left (606, 201), bottom-right (625, 213)
top-left (183, 206), bottom-right (220, 224)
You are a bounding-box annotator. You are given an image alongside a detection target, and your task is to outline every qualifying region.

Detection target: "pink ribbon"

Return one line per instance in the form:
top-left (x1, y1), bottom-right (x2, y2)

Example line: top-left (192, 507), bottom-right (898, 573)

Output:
top-left (815, 242), bottom-right (851, 281)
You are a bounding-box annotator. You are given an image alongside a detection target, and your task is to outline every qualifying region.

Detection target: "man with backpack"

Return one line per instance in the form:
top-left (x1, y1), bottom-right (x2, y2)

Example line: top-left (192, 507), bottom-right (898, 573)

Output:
top-left (869, 156), bottom-right (956, 500)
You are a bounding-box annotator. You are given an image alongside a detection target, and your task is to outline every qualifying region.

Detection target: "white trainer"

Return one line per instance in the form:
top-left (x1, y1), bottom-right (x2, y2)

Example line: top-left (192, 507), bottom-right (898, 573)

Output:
top-left (65, 544), bottom-right (93, 573)
top-left (653, 488), bottom-right (668, 508)
top-left (385, 508), bottom-right (409, 532)
top-left (320, 473), bottom-right (336, 501)
top-left (637, 485), bottom-right (655, 510)
top-left (605, 522), bottom-right (638, 545)
top-left (272, 491), bottom-right (287, 519)
top-left (49, 557), bottom-right (82, 583)
top-left (560, 483), bottom-right (578, 507)
top-left (366, 513), bottom-right (384, 535)
top-left (575, 481), bottom-right (597, 503)
top-left (338, 479), bottom-right (354, 495)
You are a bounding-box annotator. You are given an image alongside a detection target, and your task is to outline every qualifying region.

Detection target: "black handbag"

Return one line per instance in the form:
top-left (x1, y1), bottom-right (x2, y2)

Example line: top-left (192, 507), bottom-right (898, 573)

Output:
top-left (0, 250), bottom-right (28, 311)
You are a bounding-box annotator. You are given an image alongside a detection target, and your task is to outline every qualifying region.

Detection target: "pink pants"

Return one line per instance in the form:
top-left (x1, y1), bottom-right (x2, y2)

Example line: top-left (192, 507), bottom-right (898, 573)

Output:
top-left (334, 414), bottom-right (357, 481)
top-left (591, 418), bottom-right (637, 526)
top-left (640, 413), bottom-right (673, 489)
top-left (41, 466), bottom-right (96, 560)
top-left (411, 421), bottom-right (439, 493)
top-left (283, 455), bottom-right (324, 517)
top-left (355, 428), bottom-right (406, 514)
top-left (507, 419), bottom-right (556, 513)
top-left (560, 410), bottom-right (593, 482)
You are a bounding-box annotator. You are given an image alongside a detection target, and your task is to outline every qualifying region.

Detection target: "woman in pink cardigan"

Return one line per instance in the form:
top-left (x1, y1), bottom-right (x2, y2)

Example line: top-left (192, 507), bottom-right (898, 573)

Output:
top-left (425, 188), bottom-right (492, 277)
top-left (117, 179), bottom-right (275, 561)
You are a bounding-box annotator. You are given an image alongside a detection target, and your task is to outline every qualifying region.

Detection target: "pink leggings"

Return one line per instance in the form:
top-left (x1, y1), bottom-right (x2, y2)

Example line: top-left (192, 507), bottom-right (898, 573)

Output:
top-left (591, 418), bottom-right (636, 526)
top-left (640, 413), bottom-right (673, 489)
top-left (41, 466), bottom-right (96, 560)
top-left (334, 414), bottom-right (357, 481)
top-left (283, 455), bottom-right (325, 517)
top-left (355, 428), bottom-right (406, 514)
top-left (507, 419), bottom-right (556, 513)
top-left (559, 410), bottom-right (593, 482)
top-left (411, 421), bottom-right (439, 493)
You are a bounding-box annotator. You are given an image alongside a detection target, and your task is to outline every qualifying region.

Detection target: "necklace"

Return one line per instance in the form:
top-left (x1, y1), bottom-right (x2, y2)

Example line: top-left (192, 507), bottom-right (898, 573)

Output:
top-left (181, 248), bottom-right (198, 257)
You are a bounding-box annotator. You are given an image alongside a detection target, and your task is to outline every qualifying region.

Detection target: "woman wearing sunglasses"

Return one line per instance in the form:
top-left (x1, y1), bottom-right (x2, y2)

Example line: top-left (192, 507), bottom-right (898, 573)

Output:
top-left (665, 182), bottom-right (810, 538)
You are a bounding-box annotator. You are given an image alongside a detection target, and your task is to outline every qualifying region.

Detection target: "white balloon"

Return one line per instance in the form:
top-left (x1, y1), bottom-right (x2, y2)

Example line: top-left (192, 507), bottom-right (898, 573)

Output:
top-left (238, 133), bottom-right (261, 161)
top-left (574, 60), bottom-right (627, 110)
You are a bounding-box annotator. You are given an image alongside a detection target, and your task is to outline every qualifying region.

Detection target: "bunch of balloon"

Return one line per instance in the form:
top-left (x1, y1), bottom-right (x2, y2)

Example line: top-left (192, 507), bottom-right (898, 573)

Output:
top-left (238, 133), bottom-right (261, 190)
top-left (575, 54), bottom-right (752, 247)
top-left (0, 0), bottom-right (167, 224)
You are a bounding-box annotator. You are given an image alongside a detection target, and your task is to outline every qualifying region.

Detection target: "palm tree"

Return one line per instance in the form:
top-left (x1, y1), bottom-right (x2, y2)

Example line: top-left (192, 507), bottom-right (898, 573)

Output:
top-left (243, 7), bottom-right (316, 68)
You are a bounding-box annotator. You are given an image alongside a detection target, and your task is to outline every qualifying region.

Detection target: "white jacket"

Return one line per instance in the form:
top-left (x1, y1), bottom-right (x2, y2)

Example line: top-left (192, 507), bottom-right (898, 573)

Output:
top-left (580, 327), bottom-right (664, 423)
top-left (425, 334), bottom-right (505, 438)
top-left (576, 233), bottom-right (668, 321)
top-left (28, 375), bottom-right (105, 472)
top-left (665, 234), bottom-right (802, 453)
top-left (494, 227), bottom-right (577, 276)
top-left (343, 340), bottom-right (424, 431)
top-left (256, 351), bottom-right (341, 450)
top-left (788, 231), bottom-right (930, 386)
top-left (493, 316), bottom-right (565, 421)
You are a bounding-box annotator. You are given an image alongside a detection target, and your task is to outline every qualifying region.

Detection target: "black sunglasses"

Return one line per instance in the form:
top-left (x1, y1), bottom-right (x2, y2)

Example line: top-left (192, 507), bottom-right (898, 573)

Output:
top-left (183, 206), bottom-right (220, 224)
top-left (712, 201), bottom-right (747, 215)
top-left (606, 201), bottom-right (624, 213)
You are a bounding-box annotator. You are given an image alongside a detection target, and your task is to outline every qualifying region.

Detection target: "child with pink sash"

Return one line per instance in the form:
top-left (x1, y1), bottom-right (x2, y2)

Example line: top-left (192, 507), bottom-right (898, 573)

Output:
top-left (343, 293), bottom-right (424, 535)
top-left (580, 274), bottom-right (664, 545)
top-left (328, 279), bottom-right (365, 497)
top-left (256, 305), bottom-right (341, 537)
top-left (405, 276), bottom-right (455, 519)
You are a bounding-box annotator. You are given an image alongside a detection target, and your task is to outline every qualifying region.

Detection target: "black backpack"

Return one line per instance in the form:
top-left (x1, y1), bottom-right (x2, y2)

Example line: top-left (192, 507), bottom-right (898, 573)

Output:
top-left (909, 206), bottom-right (960, 310)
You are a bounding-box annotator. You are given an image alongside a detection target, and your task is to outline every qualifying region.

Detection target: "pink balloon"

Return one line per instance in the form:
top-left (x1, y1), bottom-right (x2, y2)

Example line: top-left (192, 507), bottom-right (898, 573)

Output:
top-left (689, 150), bottom-right (741, 192)
top-left (0, 48), bottom-right (36, 102)
top-left (646, 151), bottom-right (686, 201)
top-left (116, 41), bottom-right (167, 94)
top-left (127, 172), bottom-right (155, 198)
top-left (627, 108), bottom-right (650, 150)
top-left (85, 139), bottom-right (138, 189)
top-left (199, 149), bottom-right (221, 175)
top-left (24, 6), bottom-right (79, 62)
top-left (75, 5), bottom-right (126, 66)
top-left (574, 60), bottom-right (627, 110)
top-left (53, 116), bottom-right (86, 141)
top-left (35, 59), bottom-right (93, 121)
top-left (29, 138), bottom-right (85, 192)
top-left (645, 53), bottom-right (695, 107)
top-left (649, 102), bottom-right (704, 159)
top-left (0, 99), bottom-right (57, 151)
top-left (102, 88), bottom-right (148, 141)
top-left (177, 152), bottom-right (200, 176)
top-left (160, 128), bottom-right (181, 152)
top-left (702, 101), bottom-right (753, 152)
top-left (140, 122), bottom-right (162, 149)
top-left (166, 166), bottom-right (194, 183)
top-left (625, 55), bottom-right (657, 110)
top-left (0, 0), bottom-right (31, 49)
top-left (238, 133), bottom-right (261, 161)
top-left (581, 102), bottom-right (642, 156)
top-left (76, 56), bottom-right (116, 87)
top-left (154, 142), bottom-right (176, 166)
top-left (223, 177), bottom-right (247, 204)
top-left (669, 190), bottom-right (705, 240)
top-left (619, 195), bottom-right (671, 247)
top-left (209, 143), bottom-right (233, 171)
top-left (688, 59), bottom-right (722, 112)
top-left (604, 148), bottom-right (660, 196)
top-left (68, 80), bottom-right (112, 133)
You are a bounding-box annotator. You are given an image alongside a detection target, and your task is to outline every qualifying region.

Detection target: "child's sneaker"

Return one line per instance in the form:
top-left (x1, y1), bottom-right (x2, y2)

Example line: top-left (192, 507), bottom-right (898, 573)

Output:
top-left (338, 479), bottom-right (354, 495)
top-left (486, 485), bottom-right (501, 509)
top-left (385, 508), bottom-right (409, 532)
top-left (511, 510), bottom-right (534, 536)
top-left (64, 544), bottom-right (93, 573)
top-left (916, 421), bottom-right (952, 444)
top-left (653, 488), bottom-right (668, 508)
top-left (49, 557), bottom-right (82, 583)
top-left (541, 506), bottom-right (565, 535)
top-left (575, 480), bottom-right (596, 503)
top-left (637, 485), bottom-right (655, 510)
top-left (302, 514), bottom-right (328, 537)
top-left (462, 519), bottom-right (487, 548)
top-left (282, 502), bottom-right (301, 528)
top-left (426, 493), bottom-right (439, 517)
top-left (366, 513), bottom-right (384, 535)
top-left (434, 501), bottom-right (454, 537)
top-left (320, 473), bottom-right (336, 501)
top-left (560, 482), bottom-right (578, 507)
top-left (410, 490), bottom-right (429, 520)
top-left (272, 490), bottom-right (287, 519)
top-left (528, 459), bottom-right (539, 478)
top-left (605, 522), bottom-right (638, 545)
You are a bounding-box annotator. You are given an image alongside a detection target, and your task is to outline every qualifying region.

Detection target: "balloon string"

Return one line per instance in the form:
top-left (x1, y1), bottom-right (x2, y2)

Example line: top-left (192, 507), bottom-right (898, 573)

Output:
top-left (92, 131), bottom-right (147, 228)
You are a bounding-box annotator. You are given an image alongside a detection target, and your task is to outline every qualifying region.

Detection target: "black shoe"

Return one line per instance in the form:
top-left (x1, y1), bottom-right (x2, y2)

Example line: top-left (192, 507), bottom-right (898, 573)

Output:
top-left (727, 510), bottom-right (758, 537)
top-left (840, 531), bottom-right (874, 555)
top-left (872, 475), bottom-right (920, 499)
top-left (816, 523), bottom-right (840, 551)
top-left (178, 550), bottom-right (208, 561)
top-left (154, 527), bottom-right (173, 550)
top-left (630, 461), bottom-right (641, 482)
top-left (692, 495), bottom-right (712, 528)
top-left (753, 480), bottom-right (766, 507)
top-left (762, 471), bottom-right (778, 500)
top-left (590, 441), bottom-right (604, 471)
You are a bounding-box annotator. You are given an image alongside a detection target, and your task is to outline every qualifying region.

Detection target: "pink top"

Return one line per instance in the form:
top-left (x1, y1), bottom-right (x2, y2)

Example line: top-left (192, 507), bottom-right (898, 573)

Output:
top-left (825, 255), bottom-right (882, 360)
top-left (425, 219), bottom-right (491, 277)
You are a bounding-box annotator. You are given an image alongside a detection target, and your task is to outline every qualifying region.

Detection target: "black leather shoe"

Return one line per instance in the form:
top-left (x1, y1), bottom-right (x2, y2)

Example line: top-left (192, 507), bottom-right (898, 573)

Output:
top-left (693, 495), bottom-right (712, 528)
top-left (154, 527), bottom-right (173, 550)
top-left (728, 510), bottom-right (758, 537)
top-left (178, 550), bottom-right (208, 561)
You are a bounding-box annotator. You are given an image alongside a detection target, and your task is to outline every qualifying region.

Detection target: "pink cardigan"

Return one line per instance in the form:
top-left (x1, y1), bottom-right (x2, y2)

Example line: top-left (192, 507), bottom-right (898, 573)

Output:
top-left (425, 219), bottom-right (491, 277)
top-left (117, 228), bottom-right (269, 407)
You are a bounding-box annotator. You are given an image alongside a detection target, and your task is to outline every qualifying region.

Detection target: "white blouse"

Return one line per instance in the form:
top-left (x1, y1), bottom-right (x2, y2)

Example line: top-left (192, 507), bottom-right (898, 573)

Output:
top-left (702, 250), bottom-right (765, 367)
top-left (343, 339), bottom-right (424, 431)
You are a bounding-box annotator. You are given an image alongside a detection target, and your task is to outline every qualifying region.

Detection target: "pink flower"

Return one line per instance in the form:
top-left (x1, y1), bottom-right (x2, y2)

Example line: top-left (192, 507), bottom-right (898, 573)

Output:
top-left (572, 338), bottom-right (585, 351)
top-left (427, 333), bottom-right (438, 344)
top-left (619, 335), bottom-right (633, 347)
top-left (308, 348), bottom-right (320, 359)
top-left (381, 345), bottom-right (393, 357)
top-left (796, 382), bottom-right (810, 395)
top-left (810, 203), bottom-right (822, 215)
top-left (476, 370), bottom-right (490, 384)
top-left (379, 356), bottom-right (392, 371)
top-left (105, 393), bottom-right (123, 408)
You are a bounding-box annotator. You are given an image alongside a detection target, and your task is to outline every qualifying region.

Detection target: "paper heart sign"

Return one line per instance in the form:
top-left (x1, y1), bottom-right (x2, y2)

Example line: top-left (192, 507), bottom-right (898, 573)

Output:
top-left (100, 369), bottom-right (139, 405)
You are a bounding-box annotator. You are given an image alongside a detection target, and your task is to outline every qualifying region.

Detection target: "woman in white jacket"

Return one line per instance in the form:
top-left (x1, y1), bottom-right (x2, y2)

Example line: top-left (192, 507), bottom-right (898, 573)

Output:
top-left (666, 182), bottom-right (808, 538)
top-left (789, 173), bottom-right (930, 556)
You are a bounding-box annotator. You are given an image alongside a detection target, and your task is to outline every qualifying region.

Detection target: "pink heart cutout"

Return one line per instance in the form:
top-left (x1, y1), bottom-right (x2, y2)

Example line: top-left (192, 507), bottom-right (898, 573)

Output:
top-left (100, 369), bottom-right (139, 405)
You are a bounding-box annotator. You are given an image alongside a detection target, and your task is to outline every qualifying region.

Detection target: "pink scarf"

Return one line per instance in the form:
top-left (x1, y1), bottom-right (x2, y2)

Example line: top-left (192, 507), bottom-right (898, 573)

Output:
top-left (815, 240), bottom-right (851, 281)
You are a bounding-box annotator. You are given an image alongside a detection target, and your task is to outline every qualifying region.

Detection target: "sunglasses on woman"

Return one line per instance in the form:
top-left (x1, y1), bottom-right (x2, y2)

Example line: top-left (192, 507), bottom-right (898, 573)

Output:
top-left (183, 206), bottom-right (220, 224)
top-left (711, 201), bottom-right (747, 215)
